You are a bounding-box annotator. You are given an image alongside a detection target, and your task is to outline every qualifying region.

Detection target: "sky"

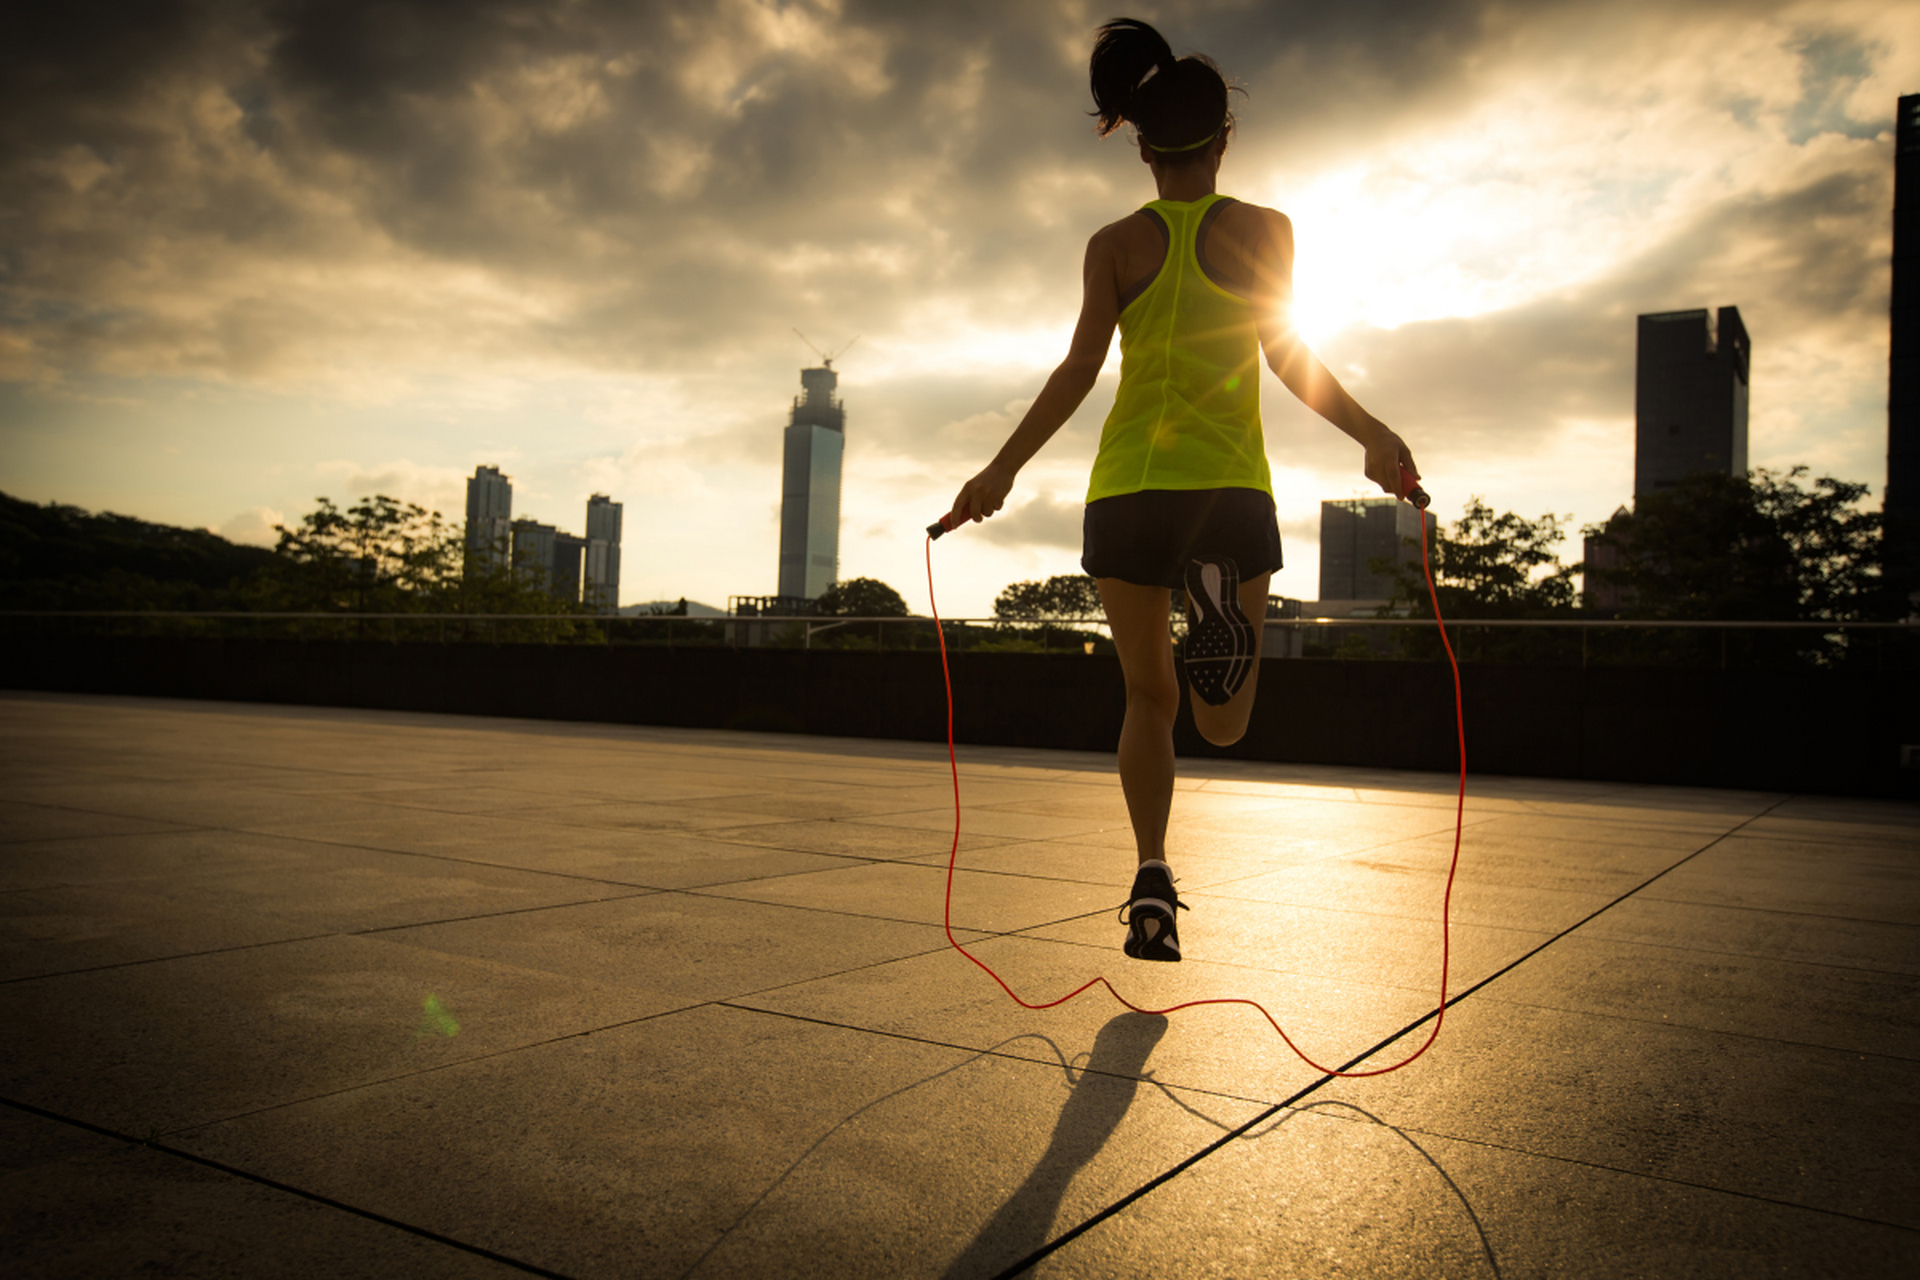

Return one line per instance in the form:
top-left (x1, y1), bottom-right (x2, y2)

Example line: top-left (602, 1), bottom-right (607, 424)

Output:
top-left (1, 0), bottom-right (1912, 616)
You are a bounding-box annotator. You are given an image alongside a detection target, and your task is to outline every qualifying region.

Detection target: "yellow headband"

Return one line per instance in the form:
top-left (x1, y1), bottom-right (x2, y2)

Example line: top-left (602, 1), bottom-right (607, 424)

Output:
top-left (1147, 131), bottom-right (1219, 153)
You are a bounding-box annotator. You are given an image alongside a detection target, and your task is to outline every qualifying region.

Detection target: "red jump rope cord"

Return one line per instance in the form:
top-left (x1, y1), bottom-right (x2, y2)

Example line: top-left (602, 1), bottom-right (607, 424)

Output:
top-left (924, 515), bottom-right (1466, 1077)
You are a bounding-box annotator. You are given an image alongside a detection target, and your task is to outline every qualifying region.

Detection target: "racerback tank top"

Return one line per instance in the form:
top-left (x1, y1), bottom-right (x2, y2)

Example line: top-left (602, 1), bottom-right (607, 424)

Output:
top-left (1086, 193), bottom-right (1272, 502)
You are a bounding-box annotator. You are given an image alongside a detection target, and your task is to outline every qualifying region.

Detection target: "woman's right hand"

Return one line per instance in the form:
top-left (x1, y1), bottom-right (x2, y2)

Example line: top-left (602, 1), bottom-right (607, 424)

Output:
top-left (949, 462), bottom-right (1015, 526)
top-left (1364, 430), bottom-right (1418, 498)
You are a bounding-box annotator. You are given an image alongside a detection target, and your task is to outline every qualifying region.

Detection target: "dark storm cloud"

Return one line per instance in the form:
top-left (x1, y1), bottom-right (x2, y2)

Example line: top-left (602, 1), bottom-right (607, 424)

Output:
top-left (2, 0), bottom-right (1587, 384)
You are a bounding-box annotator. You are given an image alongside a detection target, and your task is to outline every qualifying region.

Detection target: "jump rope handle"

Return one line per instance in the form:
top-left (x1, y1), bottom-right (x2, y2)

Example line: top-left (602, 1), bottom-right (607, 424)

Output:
top-left (1399, 465), bottom-right (1431, 510)
top-left (926, 512), bottom-right (957, 540)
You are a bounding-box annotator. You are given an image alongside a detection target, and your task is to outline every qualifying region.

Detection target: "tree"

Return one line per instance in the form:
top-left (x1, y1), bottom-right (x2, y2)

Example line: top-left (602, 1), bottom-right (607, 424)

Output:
top-left (254, 496), bottom-right (588, 638)
top-left (1581, 468), bottom-right (1888, 666)
top-left (993, 575), bottom-right (1104, 622)
top-left (1584, 469), bottom-right (1885, 622)
top-left (814, 577), bottom-right (909, 617)
top-left (1377, 498), bottom-right (1577, 620)
top-left (0, 489), bottom-right (275, 610)
top-left (261, 495), bottom-right (461, 613)
top-left (1367, 498), bottom-right (1578, 663)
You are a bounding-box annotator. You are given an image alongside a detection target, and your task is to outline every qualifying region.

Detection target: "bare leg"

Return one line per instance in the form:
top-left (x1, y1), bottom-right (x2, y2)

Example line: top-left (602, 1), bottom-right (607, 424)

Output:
top-left (1187, 570), bottom-right (1271, 747)
top-left (1096, 578), bottom-right (1179, 867)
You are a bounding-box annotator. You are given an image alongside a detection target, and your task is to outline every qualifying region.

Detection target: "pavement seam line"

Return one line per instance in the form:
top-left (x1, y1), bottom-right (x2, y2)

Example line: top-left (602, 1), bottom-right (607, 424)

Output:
top-left (990, 793), bottom-right (1802, 1277)
top-left (0, 1095), bottom-right (575, 1279)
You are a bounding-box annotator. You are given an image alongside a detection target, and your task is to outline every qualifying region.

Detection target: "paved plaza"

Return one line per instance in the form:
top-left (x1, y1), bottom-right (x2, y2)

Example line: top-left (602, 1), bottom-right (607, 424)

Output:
top-left (2, 691), bottom-right (1916, 1277)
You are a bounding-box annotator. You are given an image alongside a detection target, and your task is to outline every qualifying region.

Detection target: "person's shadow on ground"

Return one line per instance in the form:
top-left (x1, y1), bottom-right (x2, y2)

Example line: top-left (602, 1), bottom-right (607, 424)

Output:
top-left (943, 1011), bottom-right (1169, 1279)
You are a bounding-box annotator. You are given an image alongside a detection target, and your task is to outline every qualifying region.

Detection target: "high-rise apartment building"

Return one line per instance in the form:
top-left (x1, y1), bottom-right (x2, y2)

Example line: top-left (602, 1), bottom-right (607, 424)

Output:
top-left (1634, 306), bottom-right (1750, 498)
top-left (465, 465), bottom-right (513, 569)
top-left (777, 362), bottom-right (845, 602)
top-left (584, 494), bottom-right (623, 613)
top-left (1318, 498), bottom-right (1435, 602)
top-left (1888, 94), bottom-right (1919, 601)
top-left (511, 519), bottom-right (583, 602)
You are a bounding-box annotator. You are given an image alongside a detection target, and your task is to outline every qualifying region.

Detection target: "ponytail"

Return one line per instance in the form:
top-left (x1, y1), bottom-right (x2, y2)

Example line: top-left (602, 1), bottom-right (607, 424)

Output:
top-left (1089, 17), bottom-right (1231, 158)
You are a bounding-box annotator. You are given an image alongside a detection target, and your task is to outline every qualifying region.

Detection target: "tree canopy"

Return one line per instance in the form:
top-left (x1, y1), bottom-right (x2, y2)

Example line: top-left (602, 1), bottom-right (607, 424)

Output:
top-left (1377, 498), bottom-right (1577, 620)
top-left (993, 575), bottom-right (1104, 621)
top-left (0, 489), bottom-right (275, 609)
top-left (813, 576), bottom-right (909, 617)
top-left (1583, 469), bottom-right (1886, 622)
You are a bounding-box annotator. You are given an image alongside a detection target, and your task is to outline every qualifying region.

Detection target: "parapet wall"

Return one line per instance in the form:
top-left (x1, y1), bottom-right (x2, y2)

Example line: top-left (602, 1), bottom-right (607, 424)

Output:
top-left (7, 637), bottom-right (1913, 797)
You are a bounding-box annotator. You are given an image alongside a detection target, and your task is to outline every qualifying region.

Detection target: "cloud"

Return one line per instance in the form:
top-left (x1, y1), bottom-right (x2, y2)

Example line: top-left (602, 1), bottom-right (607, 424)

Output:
top-left (215, 504), bottom-right (284, 544)
top-left (314, 457), bottom-right (467, 518)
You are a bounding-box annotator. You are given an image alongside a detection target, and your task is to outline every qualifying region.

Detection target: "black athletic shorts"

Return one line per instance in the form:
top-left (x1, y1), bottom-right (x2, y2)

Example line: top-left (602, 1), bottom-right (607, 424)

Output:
top-left (1081, 487), bottom-right (1284, 590)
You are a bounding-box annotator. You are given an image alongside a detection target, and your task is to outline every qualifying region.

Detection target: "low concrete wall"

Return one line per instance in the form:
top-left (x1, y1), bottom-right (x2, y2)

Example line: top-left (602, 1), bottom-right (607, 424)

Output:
top-left (8, 636), bottom-right (1914, 797)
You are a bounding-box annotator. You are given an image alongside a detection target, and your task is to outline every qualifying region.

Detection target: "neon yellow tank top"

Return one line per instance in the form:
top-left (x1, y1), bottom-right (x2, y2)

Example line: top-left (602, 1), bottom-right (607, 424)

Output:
top-left (1086, 193), bottom-right (1271, 502)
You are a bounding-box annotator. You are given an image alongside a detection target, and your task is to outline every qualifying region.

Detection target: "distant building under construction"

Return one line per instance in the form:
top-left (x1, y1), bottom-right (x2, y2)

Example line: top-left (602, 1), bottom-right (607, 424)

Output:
top-left (777, 362), bottom-right (845, 603)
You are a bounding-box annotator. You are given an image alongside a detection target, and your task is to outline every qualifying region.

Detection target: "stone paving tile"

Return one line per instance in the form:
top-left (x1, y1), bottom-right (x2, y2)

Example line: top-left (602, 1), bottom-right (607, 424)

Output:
top-left (695, 817), bottom-right (1018, 862)
top-left (0, 933), bottom-right (692, 1135)
top-left (377, 893), bottom-right (973, 1008)
top-left (1047, 798), bottom-right (1473, 857)
top-left (175, 1004), bottom-right (1267, 1280)
top-left (0, 802), bottom-right (194, 849)
top-left (667, 783), bottom-right (966, 822)
top-left (732, 934), bottom-right (1435, 1104)
top-left (0, 835), bottom-right (655, 981)
top-left (1023, 896), bottom-right (1550, 995)
top-left (1576, 896), bottom-right (1920, 975)
top-left (1322, 997), bottom-right (1920, 1230)
top-left (1475, 933), bottom-right (1920, 1059)
top-left (1031, 1103), bottom-right (1920, 1279)
top-left (1362, 825), bottom-right (1725, 898)
top-left (1195, 857), bottom-right (1618, 933)
top-left (1634, 834), bottom-right (1920, 924)
top-left (241, 808), bottom-right (788, 883)
top-left (903, 838), bottom-right (1278, 890)
top-left (695, 860), bottom-right (1121, 934)
top-left (0, 780), bottom-right (402, 833)
top-left (859, 805), bottom-right (1132, 842)
top-left (0, 1106), bottom-right (521, 1279)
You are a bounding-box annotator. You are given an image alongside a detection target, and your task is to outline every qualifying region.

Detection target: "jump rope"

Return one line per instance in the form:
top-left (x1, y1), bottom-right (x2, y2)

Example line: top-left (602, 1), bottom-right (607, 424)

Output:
top-left (921, 467), bottom-right (1467, 1077)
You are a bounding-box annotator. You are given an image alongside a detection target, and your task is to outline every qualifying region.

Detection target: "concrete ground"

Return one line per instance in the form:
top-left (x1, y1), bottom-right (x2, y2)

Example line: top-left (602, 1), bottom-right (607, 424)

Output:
top-left (1, 692), bottom-right (1915, 1279)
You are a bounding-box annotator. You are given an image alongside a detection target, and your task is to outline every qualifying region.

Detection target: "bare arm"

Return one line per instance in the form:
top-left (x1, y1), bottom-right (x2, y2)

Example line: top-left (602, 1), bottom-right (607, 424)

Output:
top-left (1251, 209), bottom-right (1417, 495)
top-left (947, 230), bottom-right (1122, 525)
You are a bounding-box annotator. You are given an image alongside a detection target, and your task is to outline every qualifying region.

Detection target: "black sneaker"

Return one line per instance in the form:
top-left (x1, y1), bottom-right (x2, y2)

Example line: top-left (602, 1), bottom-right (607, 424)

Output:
top-left (1183, 556), bottom-right (1254, 707)
top-left (1120, 860), bottom-right (1188, 962)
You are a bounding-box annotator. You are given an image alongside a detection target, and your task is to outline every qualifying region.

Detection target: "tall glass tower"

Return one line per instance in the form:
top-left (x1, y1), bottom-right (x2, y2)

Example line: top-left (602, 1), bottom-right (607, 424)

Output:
top-left (1633, 306), bottom-right (1750, 498)
top-left (777, 363), bottom-right (844, 602)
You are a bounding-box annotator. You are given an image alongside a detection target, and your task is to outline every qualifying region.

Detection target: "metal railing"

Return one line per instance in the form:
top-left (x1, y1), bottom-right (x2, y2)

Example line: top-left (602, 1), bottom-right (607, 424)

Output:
top-left (4, 610), bottom-right (1915, 667)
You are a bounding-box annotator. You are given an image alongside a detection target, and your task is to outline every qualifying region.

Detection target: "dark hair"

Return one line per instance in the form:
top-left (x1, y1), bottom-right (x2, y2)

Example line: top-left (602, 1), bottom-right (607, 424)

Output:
top-left (1089, 17), bottom-right (1231, 162)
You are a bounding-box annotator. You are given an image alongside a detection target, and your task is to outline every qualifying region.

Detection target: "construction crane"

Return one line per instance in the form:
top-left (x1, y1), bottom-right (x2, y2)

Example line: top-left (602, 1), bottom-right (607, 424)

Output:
top-left (793, 330), bottom-right (859, 368)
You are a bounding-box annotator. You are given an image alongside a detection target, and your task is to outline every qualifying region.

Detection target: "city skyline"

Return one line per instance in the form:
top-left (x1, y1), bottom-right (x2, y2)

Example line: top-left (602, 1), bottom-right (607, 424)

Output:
top-left (0, 1), bottom-right (1910, 616)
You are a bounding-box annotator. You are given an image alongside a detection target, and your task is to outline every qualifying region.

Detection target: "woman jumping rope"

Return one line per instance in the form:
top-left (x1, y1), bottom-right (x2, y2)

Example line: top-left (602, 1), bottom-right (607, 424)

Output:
top-left (946, 18), bottom-right (1421, 963)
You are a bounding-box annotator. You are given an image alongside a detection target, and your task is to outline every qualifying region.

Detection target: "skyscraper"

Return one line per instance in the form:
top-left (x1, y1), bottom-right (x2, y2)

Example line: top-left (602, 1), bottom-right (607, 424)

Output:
top-left (1634, 306), bottom-right (1750, 497)
top-left (1887, 94), bottom-right (1919, 602)
top-left (1318, 498), bottom-right (1435, 602)
top-left (465, 465), bottom-right (512, 569)
top-left (777, 362), bottom-right (845, 602)
top-left (584, 493), bottom-right (623, 613)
